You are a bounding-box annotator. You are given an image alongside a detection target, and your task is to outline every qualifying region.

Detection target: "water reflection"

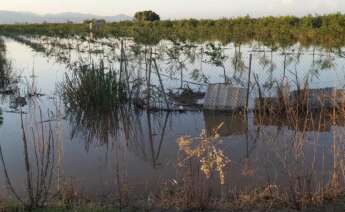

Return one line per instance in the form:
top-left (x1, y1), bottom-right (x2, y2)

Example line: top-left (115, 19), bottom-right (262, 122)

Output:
top-left (144, 112), bottom-right (169, 167)
top-left (0, 37), bottom-right (23, 113)
top-left (255, 110), bottom-right (345, 132)
top-left (0, 107), bottom-right (3, 127)
top-left (203, 111), bottom-right (247, 136)
top-left (0, 38), bottom-right (14, 94)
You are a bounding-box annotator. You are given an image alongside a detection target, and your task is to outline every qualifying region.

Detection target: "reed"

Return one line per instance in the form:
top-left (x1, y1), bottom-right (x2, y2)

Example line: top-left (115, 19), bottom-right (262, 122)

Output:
top-left (61, 60), bottom-right (130, 145)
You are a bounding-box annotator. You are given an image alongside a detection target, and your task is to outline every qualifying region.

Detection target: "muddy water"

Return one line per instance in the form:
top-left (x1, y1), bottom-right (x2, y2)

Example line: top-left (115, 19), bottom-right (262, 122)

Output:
top-left (0, 37), bottom-right (344, 203)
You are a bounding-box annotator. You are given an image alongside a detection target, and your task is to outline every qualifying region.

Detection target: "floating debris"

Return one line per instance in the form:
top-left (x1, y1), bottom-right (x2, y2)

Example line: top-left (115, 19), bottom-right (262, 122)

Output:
top-left (203, 83), bottom-right (247, 111)
top-left (9, 96), bottom-right (27, 109)
top-left (168, 88), bottom-right (205, 107)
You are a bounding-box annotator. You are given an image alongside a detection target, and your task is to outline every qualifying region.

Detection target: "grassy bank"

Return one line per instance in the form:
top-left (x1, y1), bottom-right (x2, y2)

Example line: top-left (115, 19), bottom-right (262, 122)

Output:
top-left (0, 202), bottom-right (135, 212)
top-left (1, 195), bottom-right (345, 212)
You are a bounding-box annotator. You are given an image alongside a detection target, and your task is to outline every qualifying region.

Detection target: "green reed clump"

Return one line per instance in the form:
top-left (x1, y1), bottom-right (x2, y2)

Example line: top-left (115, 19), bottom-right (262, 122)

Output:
top-left (62, 61), bottom-right (130, 144)
top-left (64, 62), bottom-right (128, 111)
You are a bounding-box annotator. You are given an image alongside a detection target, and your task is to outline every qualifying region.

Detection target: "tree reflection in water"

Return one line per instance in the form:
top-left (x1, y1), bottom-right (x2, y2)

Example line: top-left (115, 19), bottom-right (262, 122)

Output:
top-left (0, 108), bottom-right (3, 127)
top-left (0, 37), bottom-right (17, 128)
top-left (0, 38), bottom-right (16, 97)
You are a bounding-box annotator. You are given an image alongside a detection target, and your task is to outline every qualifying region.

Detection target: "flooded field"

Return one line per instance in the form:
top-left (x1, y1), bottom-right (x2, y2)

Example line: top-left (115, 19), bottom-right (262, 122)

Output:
top-left (1, 36), bottom-right (345, 209)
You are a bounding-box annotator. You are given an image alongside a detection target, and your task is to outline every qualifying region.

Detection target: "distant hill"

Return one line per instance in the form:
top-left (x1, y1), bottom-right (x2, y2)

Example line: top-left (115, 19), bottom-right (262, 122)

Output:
top-left (0, 10), bottom-right (133, 24)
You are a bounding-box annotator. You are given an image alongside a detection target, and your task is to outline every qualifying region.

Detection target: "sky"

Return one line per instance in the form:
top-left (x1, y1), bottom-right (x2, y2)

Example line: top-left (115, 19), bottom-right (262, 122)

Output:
top-left (1, 0), bottom-right (345, 19)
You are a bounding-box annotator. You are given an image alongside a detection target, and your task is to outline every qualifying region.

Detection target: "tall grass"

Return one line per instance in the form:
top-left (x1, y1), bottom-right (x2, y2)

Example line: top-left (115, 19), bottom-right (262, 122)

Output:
top-left (62, 60), bottom-right (130, 145)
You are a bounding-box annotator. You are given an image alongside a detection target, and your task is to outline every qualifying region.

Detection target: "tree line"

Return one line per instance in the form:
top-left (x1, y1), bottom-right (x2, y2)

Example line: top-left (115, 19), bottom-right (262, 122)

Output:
top-left (1, 13), bottom-right (345, 48)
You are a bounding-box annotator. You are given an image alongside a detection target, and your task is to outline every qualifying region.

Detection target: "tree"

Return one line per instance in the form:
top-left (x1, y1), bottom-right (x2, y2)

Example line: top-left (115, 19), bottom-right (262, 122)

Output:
top-left (134, 11), bottom-right (160, 22)
top-left (311, 16), bottom-right (322, 29)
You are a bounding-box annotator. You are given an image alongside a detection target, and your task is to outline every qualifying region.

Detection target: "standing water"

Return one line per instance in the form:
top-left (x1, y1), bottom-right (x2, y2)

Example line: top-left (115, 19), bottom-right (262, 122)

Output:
top-left (0, 36), bottom-right (345, 208)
